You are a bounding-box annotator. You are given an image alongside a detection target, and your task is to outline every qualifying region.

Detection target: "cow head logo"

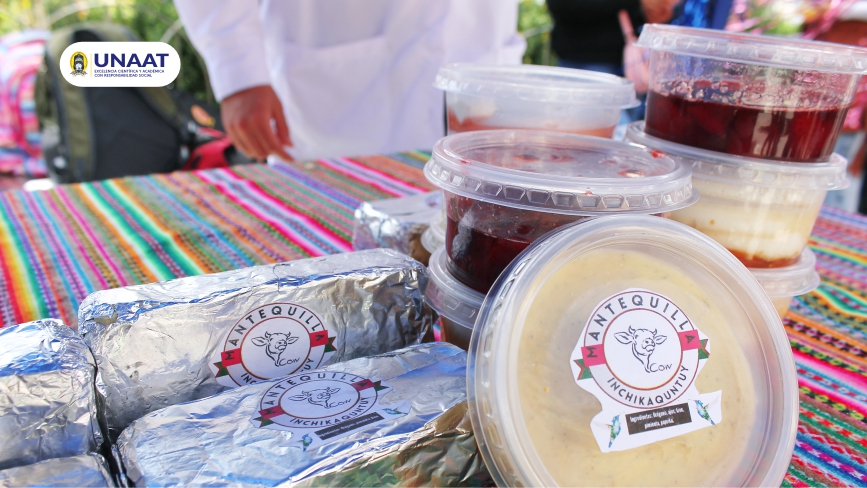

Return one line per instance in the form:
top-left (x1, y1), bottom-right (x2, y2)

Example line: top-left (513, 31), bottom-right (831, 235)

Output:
top-left (287, 387), bottom-right (350, 409)
top-left (251, 331), bottom-right (299, 367)
top-left (614, 326), bottom-right (667, 373)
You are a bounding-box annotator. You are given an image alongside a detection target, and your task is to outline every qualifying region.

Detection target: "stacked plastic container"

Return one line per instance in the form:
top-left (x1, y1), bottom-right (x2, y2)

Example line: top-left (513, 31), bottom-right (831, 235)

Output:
top-left (434, 64), bottom-right (639, 137)
top-left (425, 65), bottom-right (644, 346)
top-left (467, 216), bottom-right (799, 486)
top-left (422, 130), bottom-right (697, 346)
top-left (426, 65), bottom-right (640, 259)
top-left (626, 24), bottom-right (867, 316)
top-left (424, 247), bottom-right (483, 350)
top-left (421, 210), bottom-right (445, 257)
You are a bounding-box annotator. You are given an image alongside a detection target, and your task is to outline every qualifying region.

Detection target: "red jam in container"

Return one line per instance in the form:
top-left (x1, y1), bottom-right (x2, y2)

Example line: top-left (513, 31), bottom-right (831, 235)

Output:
top-left (434, 64), bottom-right (638, 137)
top-left (637, 24), bottom-right (867, 162)
top-left (424, 130), bottom-right (696, 293)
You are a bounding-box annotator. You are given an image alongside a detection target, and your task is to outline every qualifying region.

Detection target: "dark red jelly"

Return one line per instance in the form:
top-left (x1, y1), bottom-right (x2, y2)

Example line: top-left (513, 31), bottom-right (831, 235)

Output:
top-left (444, 194), bottom-right (584, 293)
top-left (645, 89), bottom-right (848, 162)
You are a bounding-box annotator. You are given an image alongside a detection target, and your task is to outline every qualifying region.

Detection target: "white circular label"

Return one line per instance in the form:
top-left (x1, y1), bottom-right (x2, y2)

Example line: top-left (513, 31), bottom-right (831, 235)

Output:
top-left (239, 317), bottom-right (314, 380)
top-left (255, 372), bottom-right (386, 430)
top-left (280, 378), bottom-right (364, 420)
top-left (602, 309), bottom-right (685, 391)
top-left (210, 302), bottom-right (336, 387)
top-left (578, 290), bottom-right (703, 408)
top-left (569, 288), bottom-right (718, 452)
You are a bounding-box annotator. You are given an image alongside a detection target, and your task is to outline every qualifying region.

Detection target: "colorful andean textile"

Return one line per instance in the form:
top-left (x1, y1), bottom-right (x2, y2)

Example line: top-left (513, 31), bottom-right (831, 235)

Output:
top-left (0, 153), bottom-right (865, 485)
top-left (0, 30), bottom-right (48, 178)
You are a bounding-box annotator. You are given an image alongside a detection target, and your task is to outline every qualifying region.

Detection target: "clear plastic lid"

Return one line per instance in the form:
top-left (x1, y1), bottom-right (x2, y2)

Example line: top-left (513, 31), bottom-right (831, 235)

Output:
top-left (468, 215), bottom-right (797, 487)
top-left (425, 130), bottom-right (697, 215)
top-left (421, 211), bottom-right (445, 254)
top-left (637, 24), bottom-right (867, 73)
top-left (750, 248), bottom-right (820, 298)
top-left (424, 247), bottom-right (484, 329)
top-left (434, 63), bottom-right (639, 107)
top-left (625, 122), bottom-right (848, 190)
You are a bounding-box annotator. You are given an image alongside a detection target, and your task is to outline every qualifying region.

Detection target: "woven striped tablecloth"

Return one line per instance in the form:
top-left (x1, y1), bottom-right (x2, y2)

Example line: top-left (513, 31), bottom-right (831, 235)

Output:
top-left (0, 153), bottom-right (865, 486)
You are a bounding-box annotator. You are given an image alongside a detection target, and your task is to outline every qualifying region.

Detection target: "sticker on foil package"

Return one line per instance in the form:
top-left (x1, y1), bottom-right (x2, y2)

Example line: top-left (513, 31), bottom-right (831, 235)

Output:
top-left (210, 303), bottom-right (337, 388)
top-left (251, 371), bottom-right (410, 450)
top-left (569, 288), bottom-right (721, 453)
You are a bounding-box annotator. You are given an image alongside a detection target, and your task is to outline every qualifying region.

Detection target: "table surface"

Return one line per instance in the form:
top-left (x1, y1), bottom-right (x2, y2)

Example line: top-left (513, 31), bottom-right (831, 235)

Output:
top-left (0, 153), bottom-right (865, 486)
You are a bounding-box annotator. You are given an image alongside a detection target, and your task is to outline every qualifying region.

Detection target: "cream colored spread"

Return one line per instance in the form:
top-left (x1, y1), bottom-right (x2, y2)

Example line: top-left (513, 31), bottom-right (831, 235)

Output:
top-left (516, 248), bottom-right (759, 486)
top-left (671, 178), bottom-right (825, 263)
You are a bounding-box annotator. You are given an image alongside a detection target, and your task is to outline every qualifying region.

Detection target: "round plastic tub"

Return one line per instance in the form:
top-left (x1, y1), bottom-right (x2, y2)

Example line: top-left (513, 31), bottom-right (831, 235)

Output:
top-left (468, 215), bottom-right (798, 487)
top-left (637, 24), bottom-right (867, 162)
top-left (434, 64), bottom-right (638, 137)
top-left (421, 210), bottom-right (446, 254)
top-left (424, 247), bottom-right (484, 350)
top-left (625, 121), bottom-right (847, 268)
top-left (750, 248), bottom-right (820, 318)
top-left (424, 130), bottom-right (697, 293)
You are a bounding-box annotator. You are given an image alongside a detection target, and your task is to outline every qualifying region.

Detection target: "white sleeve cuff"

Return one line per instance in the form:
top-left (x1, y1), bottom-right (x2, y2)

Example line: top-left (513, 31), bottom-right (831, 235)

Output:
top-left (174, 0), bottom-right (272, 101)
top-left (200, 43), bottom-right (272, 101)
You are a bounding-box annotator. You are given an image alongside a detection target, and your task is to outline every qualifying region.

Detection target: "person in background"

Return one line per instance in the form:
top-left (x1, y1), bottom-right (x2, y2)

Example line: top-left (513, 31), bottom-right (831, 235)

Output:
top-left (173, 1), bottom-right (525, 161)
top-left (546, 0), bottom-right (680, 76)
top-left (811, 3), bottom-right (867, 214)
top-left (617, 0), bottom-right (733, 105)
top-left (669, 0), bottom-right (734, 29)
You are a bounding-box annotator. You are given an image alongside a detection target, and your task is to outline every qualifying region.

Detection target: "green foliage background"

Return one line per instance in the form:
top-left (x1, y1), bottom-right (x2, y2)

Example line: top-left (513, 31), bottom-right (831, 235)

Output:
top-left (0, 0), bottom-right (556, 103)
top-left (519, 0), bottom-right (555, 66)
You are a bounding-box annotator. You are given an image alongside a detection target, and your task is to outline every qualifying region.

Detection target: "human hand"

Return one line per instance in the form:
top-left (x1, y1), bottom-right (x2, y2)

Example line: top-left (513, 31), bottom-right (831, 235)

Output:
top-left (640, 0), bottom-right (679, 24)
top-left (619, 10), bottom-right (650, 94)
top-left (221, 85), bottom-right (293, 161)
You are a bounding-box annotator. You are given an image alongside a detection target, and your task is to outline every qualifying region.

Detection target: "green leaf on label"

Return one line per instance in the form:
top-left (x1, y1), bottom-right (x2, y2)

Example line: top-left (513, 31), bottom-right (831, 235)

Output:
top-left (574, 359), bottom-right (592, 380)
top-left (325, 336), bottom-right (337, 353)
top-left (214, 362), bottom-right (229, 377)
top-left (253, 416), bottom-right (274, 427)
top-left (372, 380), bottom-right (388, 392)
top-left (698, 339), bottom-right (710, 360)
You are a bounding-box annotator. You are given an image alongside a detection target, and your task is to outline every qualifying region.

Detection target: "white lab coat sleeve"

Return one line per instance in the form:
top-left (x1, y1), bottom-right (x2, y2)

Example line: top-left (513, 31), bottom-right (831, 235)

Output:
top-left (442, 0), bottom-right (525, 65)
top-left (173, 0), bottom-right (271, 101)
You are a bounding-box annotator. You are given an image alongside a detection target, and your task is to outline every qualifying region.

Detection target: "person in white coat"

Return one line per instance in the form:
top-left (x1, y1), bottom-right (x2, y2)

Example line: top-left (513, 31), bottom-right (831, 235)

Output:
top-left (173, 0), bottom-right (526, 161)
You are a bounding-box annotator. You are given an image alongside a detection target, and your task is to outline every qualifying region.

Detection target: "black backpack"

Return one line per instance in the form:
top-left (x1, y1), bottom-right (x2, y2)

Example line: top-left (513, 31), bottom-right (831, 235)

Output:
top-left (34, 22), bottom-right (244, 184)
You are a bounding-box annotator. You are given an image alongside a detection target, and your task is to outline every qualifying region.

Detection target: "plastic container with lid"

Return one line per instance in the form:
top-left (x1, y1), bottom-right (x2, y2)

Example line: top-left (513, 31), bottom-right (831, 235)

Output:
top-left (434, 64), bottom-right (638, 137)
top-left (421, 209), bottom-right (446, 254)
top-left (625, 121), bottom-right (847, 268)
top-left (424, 247), bottom-right (484, 350)
top-left (468, 215), bottom-right (798, 487)
top-left (750, 248), bottom-right (820, 318)
top-left (424, 129), bottom-right (697, 293)
top-left (637, 24), bottom-right (867, 162)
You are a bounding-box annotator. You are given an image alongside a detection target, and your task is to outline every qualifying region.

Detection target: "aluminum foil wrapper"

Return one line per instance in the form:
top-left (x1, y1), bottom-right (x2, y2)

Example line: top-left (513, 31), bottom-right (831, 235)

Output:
top-left (0, 454), bottom-right (114, 487)
top-left (0, 319), bottom-right (103, 470)
top-left (79, 249), bottom-right (434, 438)
top-left (115, 343), bottom-right (490, 487)
top-left (352, 191), bottom-right (442, 265)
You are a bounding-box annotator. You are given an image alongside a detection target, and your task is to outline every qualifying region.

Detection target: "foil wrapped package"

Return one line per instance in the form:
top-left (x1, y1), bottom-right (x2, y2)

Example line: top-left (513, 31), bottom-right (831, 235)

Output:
top-left (352, 191), bottom-right (442, 265)
top-left (116, 343), bottom-right (489, 487)
top-left (0, 319), bottom-right (103, 470)
top-left (79, 249), bottom-right (434, 437)
top-left (0, 454), bottom-right (114, 488)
